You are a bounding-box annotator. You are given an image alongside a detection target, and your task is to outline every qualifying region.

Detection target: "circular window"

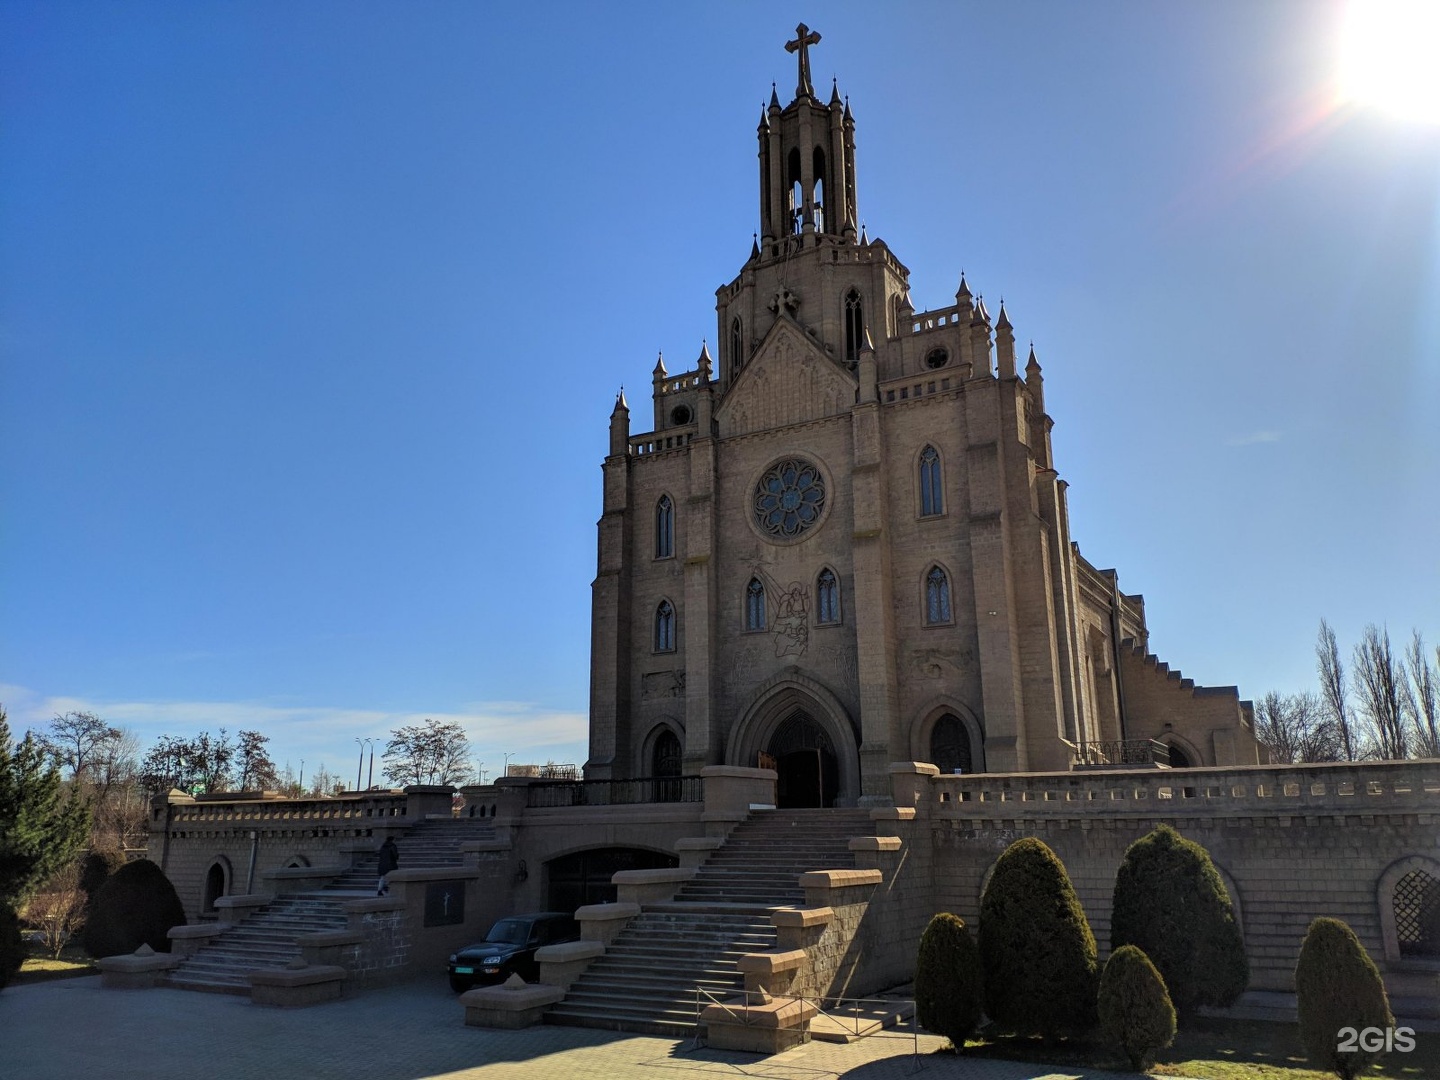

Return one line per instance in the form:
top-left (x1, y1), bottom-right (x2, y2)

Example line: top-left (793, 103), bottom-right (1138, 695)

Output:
top-left (753, 458), bottom-right (826, 540)
top-left (670, 404), bottom-right (693, 426)
top-left (924, 347), bottom-right (949, 370)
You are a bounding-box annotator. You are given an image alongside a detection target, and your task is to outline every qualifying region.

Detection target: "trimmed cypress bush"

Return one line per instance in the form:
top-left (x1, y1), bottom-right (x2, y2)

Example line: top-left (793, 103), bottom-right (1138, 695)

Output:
top-left (1295, 917), bottom-right (1394, 1080)
top-left (915, 912), bottom-right (983, 1047)
top-left (1110, 824), bottom-right (1248, 1016)
top-left (0, 903), bottom-right (24, 991)
top-left (79, 849), bottom-right (127, 909)
top-left (979, 837), bottom-right (1099, 1037)
top-left (81, 859), bottom-right (185, 958)
top-left (1098, 945), bottom-right (1177, 1070)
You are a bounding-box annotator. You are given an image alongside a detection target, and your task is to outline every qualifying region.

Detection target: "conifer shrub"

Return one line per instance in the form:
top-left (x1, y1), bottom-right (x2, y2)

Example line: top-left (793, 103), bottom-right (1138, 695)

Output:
top-left (81, 859), bottom-right (185, 958)
top-left (79, 849), bottom-right (126, 909)
top-left (0, 903), bottom-right (24, 991)
top-left (979, 836), bottom-right (1099, 1037)
top-left (1097, 944), bottom-right (1177, 1070)
top-left (915, 912), bottom-right (983, 1047)
top-left (1110, 824), bottom-right (1248, 1016)
top-left (1295, 917), bottom-right (1394, 1080)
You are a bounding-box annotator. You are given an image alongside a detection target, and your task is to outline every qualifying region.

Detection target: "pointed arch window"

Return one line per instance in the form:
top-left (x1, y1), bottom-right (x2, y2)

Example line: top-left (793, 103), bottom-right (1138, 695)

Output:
top-left (925, 566), bottom-right (952, 625)
top-left (654, 600), bottom-right (676, 652)
top-left (655, 495), bottom-right (674, 559)
top-left (745, 578), bottom-right (767, 632)
top-left (816, 568), bottom-right (840, 625)
top-left (730, 317), bottom-right (744, 373)
top-left (844, 289), bottom-right (864, 365)
top-left (919, 445), bottom-right (944, 517)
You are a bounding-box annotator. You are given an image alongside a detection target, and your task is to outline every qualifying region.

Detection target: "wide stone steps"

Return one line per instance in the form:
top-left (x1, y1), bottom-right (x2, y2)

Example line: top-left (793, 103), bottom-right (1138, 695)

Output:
top-left (547, 808), bottom-right (875, 1034)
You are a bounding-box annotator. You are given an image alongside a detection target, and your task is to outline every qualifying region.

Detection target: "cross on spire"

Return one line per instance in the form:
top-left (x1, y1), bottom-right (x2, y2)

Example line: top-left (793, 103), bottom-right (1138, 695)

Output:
top-left (784, 23), bottom-right (821, 98)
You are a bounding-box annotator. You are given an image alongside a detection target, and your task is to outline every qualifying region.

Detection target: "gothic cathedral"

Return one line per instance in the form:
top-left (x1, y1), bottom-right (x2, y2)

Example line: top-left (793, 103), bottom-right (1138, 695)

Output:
top-left (587, 27), bottom-right (1262, 806)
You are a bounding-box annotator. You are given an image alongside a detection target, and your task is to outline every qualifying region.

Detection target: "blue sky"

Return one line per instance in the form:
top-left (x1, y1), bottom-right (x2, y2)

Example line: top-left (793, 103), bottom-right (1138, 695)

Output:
top-left (3, 2), bottom-right (1437, 783)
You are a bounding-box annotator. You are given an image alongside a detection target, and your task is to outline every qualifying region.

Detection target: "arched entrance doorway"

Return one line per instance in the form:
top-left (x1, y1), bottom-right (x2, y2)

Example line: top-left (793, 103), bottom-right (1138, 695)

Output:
top-left (929, 713), bottom-right (974, 775)
top-left (770, 712), bottom-right (839, 808)
top-left (651, 729), bottom-right (682, 802)
top-left (201, 860), bottom-right (227, 917)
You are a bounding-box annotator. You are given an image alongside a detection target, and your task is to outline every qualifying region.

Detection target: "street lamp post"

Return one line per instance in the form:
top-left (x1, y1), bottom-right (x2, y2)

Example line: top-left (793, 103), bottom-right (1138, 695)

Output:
top-left (355, 738), bottom-right (365, 792)
top-left (366, 740), bottom-right (375, 790)
top-left (503, 751), bottom-right (514, 779)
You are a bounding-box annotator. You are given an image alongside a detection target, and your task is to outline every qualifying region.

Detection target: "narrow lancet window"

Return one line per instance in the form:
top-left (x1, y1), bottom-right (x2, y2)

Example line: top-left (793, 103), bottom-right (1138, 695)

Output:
top-left (816, 568), bottom-right (839, 625)
top-left (919, 445), bottom-right (943, 516)
top-left (745, 577), bottom-right (767, 631)
top-left (844, 289), bottom-right (864, 365)
top-left (656, 495), bottom-right (674, 559)
top-left (730, 317), bottom-right (744, 373)
top-left (925, 566), bottom-right (952, 625)
top-left (655, 600), bottom-right (676, 652)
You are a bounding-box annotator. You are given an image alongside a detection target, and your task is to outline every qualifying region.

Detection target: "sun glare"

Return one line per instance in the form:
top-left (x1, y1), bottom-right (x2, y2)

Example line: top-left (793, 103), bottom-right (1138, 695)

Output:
top-left (1339, 0), bottom-right (1440, 124)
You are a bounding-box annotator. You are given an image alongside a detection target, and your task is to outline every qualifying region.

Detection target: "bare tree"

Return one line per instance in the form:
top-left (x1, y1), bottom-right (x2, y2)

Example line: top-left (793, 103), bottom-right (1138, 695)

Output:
top-left (38, 712), bottom-right (145, 851)
top-left (234, 730), bottom-right (278, 791)
top-left (1316, 619), bottom-right (1356, 760)
top-left (1405, 631), bottom-right (1439, 758)
top-left (137, 729), bottom-right (237, 794)
top-left (1352, 625), bottom-right (1415, 760)
top-left (382, 719), bottom-right (470, 787)
top-left (25, 862), bottom-right (87, 959)
top-left (1255, 691), bottom-right (1341, 763)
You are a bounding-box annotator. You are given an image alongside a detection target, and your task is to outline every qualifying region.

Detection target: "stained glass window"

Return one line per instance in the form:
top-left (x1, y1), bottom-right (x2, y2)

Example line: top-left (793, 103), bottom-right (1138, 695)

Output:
top-left (753, 458), bottom-right (825, 539)
top-left (817, 568), bottom-right (839, 624)
top-left (919, 445), bottom-right (943, 516)
top-left (655, 600), bottom-right (675, 652)
top-left (745, 578), bottom-right (767, 631)
top-left (925, 566), bottom-right (952, 625)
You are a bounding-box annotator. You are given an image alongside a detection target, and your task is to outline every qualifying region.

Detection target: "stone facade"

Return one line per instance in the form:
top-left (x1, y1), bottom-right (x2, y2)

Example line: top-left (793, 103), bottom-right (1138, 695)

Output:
top-left (586, 33), bottom-right (1262, 805)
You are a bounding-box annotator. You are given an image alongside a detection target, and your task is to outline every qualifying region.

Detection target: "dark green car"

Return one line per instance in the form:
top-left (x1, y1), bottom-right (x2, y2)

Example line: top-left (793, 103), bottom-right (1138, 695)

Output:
top-left (447, 912), bottom-right (580, 992)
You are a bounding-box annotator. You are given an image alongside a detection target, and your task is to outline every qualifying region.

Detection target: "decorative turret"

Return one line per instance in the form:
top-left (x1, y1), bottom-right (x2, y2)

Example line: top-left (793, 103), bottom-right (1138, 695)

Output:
top-left (608, 390), bottom-right (630, 457)
top-left (1026, 344), bottom-right (1045, 413)
top-left (995, 301), bottom-right (1016, 378)
top-left (696, 342), bottom-right (715, 433)
top-left (652, 352), bottom-right (667, 380)
top-left (970, 294), bottom-right (994, 377)
top-left (857, 326), bottom-right (878, 403)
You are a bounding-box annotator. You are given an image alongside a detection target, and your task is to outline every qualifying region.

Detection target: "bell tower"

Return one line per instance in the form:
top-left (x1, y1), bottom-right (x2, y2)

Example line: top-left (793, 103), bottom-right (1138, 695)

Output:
top-left (758, 23), bottom-right (857, 248)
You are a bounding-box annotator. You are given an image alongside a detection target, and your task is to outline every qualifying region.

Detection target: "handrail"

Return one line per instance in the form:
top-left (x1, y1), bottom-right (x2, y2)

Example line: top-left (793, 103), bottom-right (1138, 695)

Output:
top-left (524, 775), bottom-right (702, 808)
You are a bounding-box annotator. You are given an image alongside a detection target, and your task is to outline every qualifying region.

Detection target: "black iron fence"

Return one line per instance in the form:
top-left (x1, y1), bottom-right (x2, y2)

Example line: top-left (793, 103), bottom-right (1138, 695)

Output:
top-left (1073, 738), bottom-right (1171, 768)
top-left (524, 775), bottom-right (703, 808)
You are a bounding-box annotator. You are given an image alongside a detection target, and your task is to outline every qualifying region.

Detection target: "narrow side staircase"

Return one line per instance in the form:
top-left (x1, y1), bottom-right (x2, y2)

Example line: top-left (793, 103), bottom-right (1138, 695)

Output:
top-left (546, 807), bottom-right (872, 1035)
top-left (166, 817), bottom-right (496, 993)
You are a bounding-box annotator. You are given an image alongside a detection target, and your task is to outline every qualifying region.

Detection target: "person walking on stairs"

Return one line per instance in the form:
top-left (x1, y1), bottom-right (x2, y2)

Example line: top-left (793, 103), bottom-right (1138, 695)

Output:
top-left (377, 835), bottom-right (399, 896)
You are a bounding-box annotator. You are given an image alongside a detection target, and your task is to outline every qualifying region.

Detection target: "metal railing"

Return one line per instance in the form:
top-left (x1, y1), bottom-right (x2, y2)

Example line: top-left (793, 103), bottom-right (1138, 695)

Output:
top-left (524, 775), bottom-right (702, 808)
top-left (1073, 738), bottom-right (1171, 768)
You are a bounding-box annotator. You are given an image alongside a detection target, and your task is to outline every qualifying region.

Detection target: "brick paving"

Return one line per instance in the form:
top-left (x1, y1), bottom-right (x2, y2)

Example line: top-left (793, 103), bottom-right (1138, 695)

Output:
top-left (2, 975), bottom-right (1173, 1080)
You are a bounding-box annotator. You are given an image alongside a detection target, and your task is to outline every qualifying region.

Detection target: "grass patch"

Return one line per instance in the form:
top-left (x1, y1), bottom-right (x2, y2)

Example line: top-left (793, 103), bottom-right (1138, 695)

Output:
top-left (13, 942), bottom-right (96, 985)
top-left (953, 1015), bottom-right (1437, 1079)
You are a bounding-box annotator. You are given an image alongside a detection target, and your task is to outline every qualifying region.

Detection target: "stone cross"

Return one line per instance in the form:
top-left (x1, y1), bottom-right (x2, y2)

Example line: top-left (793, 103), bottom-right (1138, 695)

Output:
top-left (785, 23), bottom-right (821, 98)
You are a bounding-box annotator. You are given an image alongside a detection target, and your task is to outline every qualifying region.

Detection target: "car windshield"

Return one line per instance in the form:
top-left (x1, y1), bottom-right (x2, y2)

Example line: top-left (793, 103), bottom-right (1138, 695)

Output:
top-left (485, 919), bottom-right (530, 946)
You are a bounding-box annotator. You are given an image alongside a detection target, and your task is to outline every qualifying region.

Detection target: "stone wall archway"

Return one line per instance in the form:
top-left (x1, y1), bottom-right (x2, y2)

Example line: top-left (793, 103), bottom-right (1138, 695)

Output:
top-left (728, 669), bottom-right (860, 806)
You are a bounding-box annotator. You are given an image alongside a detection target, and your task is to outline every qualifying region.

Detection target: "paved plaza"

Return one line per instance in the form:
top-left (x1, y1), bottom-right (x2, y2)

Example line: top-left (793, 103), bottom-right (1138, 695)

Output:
top-left (1, 975), bottom-right (1172, 1080)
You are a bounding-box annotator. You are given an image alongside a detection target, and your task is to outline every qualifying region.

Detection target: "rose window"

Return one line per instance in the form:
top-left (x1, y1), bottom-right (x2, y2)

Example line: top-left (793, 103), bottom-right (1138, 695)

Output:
top-left (754, 458), bottom-right (826, 539)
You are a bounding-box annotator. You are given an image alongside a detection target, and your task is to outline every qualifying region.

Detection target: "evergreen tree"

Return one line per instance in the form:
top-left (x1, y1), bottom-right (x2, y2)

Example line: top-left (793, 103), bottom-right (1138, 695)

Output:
top-left (0, 708), bottom-right (92, 906)
top-left (979, 837), bottom-right (1099, 1037)
top-left (1296, 918), bottom-right (1394, 1080)
top-left (915, 912), bottom-right (983, 1047)
top-left (1110, 824), bottom-right (1248, 1017)
top-left (1098, 945), bottom-right (1177, 1070)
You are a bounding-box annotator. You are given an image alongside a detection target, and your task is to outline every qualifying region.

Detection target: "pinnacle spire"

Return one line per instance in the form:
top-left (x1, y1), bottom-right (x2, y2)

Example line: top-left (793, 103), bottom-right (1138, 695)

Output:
top-left (696, 340), bottom-right (713, 376)
top-left (956, 273), bottom-right (971, 301)
top-left (1026, 344), bottom-right (1042, 374)
top-left (652, 352), bottom-right (667, 378)
top-left (770, 82), bottom-right (781, 110)
top-left (829, 77), bottom-right (842, 106)
top-left (750, 233), bottom-right (760, 261)
top-left (996, 300), bottom-right (1012, 332)
top-left (613, 387), bottom-right (628, 412)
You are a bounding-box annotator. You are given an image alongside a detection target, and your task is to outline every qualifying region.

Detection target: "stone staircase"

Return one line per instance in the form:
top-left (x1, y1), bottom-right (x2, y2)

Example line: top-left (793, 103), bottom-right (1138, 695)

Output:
top-left (167, 816), bottom-right (496, 993)
top-left (546, 807), bottom-right (872, 1035)
top-left (167, 895), bottom-right (349, 993)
